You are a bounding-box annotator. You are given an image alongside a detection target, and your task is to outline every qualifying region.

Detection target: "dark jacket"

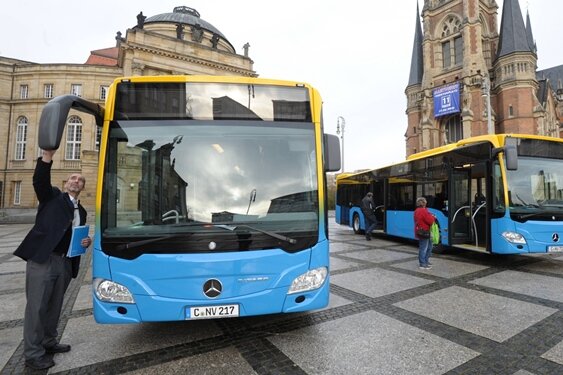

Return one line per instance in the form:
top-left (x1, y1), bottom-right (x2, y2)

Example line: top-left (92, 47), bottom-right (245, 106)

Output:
top-left (14, 158), bottom-right (87, 278)
top-left (361, 195), bottom-right (377, 222)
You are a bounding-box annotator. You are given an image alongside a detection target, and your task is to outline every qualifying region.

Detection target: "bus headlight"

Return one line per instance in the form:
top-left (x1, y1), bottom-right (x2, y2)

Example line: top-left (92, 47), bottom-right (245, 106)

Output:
top-left (502, 231), bottom-right (527, 244)
top-left (93, 278), bottom-right (135, 304)
top-left (288, 267), bottom-right (328, 294)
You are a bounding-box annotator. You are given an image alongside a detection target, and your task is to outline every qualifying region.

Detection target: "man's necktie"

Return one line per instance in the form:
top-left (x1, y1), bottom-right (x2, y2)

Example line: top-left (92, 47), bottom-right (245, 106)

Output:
top-left (71, 198), bottom-right (80, 227)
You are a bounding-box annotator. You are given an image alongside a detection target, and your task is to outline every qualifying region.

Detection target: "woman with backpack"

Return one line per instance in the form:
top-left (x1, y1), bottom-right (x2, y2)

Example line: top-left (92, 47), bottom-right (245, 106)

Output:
top-left (414, 197), bottom-right (436, 270)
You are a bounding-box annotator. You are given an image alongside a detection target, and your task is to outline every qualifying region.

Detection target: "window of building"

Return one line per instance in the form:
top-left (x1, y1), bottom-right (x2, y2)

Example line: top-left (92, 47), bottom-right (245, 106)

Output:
top-left (44, 84), bottom-right (54, 98)
top-left (443, 115), bottom-right (463, 143)
top-left (441, 16), bottom-right (463, 69)
top-left (65, 115), bottom-right (82, 160)
top-left (454, 36), bottom-right (463, 65)
top-left (442, 41), bottom-right (451, 68)
top-left (95, 126), bottom-right (102, 151)
top-left (15, 117), bottom-right (28, 160)
top-left (100, 85), bottom-right (109, 100)
top-left (14, 181), bottom-right (22, 205)
top-left (20, 84), bottom-right (29, 99)
top-left (70, 84), bottom-right (82, 97)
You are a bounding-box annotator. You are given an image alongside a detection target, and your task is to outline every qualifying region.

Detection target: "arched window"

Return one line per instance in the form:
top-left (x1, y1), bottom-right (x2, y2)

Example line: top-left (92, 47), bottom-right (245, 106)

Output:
top-left (66, 115), bottom-right (82, 160)
top-left (441, 16), bottom-right (463, 69)
top-left (15, 117), bottom-right (28, 160)
top-left (443, 115), bottom-right (463, 143)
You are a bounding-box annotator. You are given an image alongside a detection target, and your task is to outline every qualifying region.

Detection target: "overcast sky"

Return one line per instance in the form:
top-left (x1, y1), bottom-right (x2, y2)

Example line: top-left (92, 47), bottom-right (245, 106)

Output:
top-left (1, 0), bottom-right (561, 172)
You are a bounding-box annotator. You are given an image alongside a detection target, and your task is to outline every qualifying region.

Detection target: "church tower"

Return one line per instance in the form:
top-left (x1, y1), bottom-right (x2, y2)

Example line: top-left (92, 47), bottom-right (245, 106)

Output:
top-left (405, 0), bottom-right (500, 156)
top-left (493, 0), bottom-right (538, 134)
top-left (404, 0), bottom-right (560, 158)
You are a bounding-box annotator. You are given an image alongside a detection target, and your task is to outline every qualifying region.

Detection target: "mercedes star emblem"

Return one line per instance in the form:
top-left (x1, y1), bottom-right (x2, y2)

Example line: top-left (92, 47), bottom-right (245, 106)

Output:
top-left (203, 279), bottom-right (222, 298)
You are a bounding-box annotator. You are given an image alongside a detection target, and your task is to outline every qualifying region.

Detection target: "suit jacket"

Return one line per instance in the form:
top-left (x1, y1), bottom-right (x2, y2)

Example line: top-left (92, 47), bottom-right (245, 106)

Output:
top-left (14, 158), bottom-right (87, 278)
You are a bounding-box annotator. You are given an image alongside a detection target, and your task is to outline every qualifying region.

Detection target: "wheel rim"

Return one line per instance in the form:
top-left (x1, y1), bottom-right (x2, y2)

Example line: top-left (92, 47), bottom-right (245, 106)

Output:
top-left (353, 215), bottom-right (360, 232)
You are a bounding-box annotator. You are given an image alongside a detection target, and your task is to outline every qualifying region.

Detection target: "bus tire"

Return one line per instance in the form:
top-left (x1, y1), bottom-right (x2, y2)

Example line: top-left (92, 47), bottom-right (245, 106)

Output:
top-left (352, 214), bottom-right (364, 234)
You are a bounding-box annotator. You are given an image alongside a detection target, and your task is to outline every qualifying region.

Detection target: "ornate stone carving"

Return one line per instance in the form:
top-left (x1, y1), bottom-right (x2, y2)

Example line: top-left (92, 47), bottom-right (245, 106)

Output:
top-left (211, 34), bottom-right (220, 49)
top-left (176, 24), bottom-right (184, 40)
top-left (136, 12), bottom-right (146, 29)
top-left (191, 24), bottom-right (204, 43)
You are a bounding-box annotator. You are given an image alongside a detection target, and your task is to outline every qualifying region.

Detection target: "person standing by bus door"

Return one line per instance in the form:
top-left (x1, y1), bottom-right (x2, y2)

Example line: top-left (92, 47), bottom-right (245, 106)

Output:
top-left (361, 192), bottom-right (378, 241)
top-left (414, 197), bottom-right (435, 270)
top-left (14, 149), bottom-right (92, 370)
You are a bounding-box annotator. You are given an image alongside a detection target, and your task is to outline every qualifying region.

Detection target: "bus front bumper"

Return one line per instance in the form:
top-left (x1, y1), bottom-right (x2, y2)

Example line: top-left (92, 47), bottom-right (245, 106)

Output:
top-left (92, 280), bottom-right (329, 323)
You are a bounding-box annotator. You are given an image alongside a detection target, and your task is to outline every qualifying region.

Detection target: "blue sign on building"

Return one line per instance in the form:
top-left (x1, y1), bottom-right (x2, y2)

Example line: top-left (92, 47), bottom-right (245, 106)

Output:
top-left (433, 82), bottom-right (460, 117)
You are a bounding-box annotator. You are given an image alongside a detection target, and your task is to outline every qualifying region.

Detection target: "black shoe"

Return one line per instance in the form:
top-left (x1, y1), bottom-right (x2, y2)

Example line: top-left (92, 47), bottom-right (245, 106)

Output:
top-left (25, 355), bottom-right (55, 370)
top-left (45, 343), bottom-right (71, 354)
top-left (365, 236), bottom-right (372, 241)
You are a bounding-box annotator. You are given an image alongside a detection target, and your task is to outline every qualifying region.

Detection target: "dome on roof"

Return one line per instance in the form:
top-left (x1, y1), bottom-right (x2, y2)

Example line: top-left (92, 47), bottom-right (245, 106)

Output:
top-left (144, 6), bottom-right (232, 48)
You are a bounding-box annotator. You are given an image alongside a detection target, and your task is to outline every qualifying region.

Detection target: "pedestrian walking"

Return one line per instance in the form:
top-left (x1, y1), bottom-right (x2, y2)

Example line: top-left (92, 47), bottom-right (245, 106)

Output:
top-left (361, 192), bottom-right (378, 241)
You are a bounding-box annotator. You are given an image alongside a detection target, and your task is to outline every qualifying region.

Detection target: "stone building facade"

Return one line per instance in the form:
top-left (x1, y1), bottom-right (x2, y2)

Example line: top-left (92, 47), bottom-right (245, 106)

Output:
top-left (405, 0), bottom-right (563, 157)
top-left (0, 6), bottom-right (256, 212)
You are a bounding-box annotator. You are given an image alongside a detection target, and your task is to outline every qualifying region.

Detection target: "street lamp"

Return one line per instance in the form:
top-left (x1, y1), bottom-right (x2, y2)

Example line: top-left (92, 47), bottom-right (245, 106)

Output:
top-left (482, 76), bottom-right (494, 135)
top-left (336, 116), bottom-right (345, 172)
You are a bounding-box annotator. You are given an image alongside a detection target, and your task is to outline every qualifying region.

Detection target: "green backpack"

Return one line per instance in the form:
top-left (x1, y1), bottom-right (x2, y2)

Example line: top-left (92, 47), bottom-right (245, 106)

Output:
top-left (430, 223), bottom-right (440, 245)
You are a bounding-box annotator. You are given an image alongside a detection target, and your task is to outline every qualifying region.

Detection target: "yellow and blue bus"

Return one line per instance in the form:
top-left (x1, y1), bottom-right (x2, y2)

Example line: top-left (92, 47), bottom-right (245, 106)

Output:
top-left (336, 134), bottom-right (563, 255)
top-left (38, 75), bottom-right (340, 323)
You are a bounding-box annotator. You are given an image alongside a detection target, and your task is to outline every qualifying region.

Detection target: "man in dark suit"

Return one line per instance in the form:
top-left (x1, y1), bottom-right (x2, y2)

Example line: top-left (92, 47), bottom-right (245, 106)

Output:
top-left (14, 149), bottom-right (92, 370)
top-left (361, 192), bottom-right (378, 241)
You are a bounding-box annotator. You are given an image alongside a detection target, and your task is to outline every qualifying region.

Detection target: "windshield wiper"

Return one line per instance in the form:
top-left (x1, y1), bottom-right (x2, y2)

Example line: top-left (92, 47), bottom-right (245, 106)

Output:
top-left (518, 210), bottom-right (562, 220)
top-left (214, 224), bottom-right (297, 244)
top-left (515, 193), bottom-right (540, 208)
top-left (114, 233), bottom-right (193, 251)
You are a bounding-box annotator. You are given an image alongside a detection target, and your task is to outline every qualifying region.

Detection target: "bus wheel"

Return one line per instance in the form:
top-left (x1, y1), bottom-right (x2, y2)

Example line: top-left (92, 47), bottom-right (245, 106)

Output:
top-left (352, 214), bottom-right (364, 234)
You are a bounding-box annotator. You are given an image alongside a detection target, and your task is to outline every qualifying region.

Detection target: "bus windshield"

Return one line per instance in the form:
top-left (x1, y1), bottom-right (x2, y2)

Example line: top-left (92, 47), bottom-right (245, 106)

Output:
top-left (101, 119), bottom-right (319, 241)
top-left (507, 157), bottom-right (563, 215)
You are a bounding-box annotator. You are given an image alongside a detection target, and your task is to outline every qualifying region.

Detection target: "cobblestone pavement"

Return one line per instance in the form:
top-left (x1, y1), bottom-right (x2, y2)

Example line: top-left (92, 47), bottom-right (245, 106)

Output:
top-left (1, 220), bottom-right (562, 374)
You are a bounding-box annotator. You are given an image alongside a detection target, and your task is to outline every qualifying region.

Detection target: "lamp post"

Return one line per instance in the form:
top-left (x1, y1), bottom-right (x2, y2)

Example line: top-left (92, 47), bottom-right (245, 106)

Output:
top-left (336, 116), bottom-right (345, 172)
top-left (482, 76), bottom-right (494, 135)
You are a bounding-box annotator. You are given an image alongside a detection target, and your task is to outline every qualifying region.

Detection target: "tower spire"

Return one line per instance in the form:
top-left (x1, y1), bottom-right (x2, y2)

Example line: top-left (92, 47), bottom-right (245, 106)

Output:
top-left (525, 9), bottom-right (537, 54)
top-left (497, 0), bottom-right (533, 59)
top-left (407, 3), bottom-right (423, 86)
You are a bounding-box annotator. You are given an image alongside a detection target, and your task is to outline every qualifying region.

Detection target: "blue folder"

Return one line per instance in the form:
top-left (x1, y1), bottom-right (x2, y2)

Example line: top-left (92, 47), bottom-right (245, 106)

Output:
top-left (66, 225), bottom-right (90, 257)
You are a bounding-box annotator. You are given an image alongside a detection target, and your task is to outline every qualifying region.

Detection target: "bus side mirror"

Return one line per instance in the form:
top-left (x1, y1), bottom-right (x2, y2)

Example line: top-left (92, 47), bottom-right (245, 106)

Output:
top-left (504, 137), bottom-right (518, 170)
top-left (38, 95), bottom-right (104, 150)
top-left (324, 134), bottom-right (341, 172)
top-left (492, 137), bottom-right (518, 171)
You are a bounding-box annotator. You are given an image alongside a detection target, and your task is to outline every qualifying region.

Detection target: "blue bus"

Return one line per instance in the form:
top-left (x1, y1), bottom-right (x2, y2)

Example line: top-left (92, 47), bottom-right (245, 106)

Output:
top-left (38, 75), bottom-right (341, 323)
top-left (336, 134), bottom-right (563, 255)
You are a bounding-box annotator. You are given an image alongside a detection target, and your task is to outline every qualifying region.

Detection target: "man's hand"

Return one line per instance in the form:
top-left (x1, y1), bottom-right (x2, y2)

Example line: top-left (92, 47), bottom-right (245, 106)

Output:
top-left (41, 149), bottom-right (56, 163)
top-left (81, 237), bottom-right (92, 248)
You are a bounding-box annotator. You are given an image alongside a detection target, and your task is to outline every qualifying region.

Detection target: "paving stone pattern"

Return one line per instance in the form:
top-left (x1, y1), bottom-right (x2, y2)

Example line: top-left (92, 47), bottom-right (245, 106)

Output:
top-left (0, 221), bottom-right (562, 374)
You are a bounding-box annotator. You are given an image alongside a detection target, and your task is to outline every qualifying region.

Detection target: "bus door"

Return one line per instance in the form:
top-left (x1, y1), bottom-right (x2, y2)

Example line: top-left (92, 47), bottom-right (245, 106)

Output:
top-left (449, 168), bottom-right (472, 244)
top-left (372, 179), bottom-right (385, 231)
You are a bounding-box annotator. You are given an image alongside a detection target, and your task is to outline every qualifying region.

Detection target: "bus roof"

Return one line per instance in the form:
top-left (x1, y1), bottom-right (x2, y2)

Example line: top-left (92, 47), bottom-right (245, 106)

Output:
top-left (339, 133), bottom-right (563, 178)
top-left (112, 75), bottom-right (315, 90)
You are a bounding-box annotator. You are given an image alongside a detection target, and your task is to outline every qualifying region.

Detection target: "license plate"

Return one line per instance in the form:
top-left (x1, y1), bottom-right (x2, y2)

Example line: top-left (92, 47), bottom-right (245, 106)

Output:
top-left (547, 245), bottom-right (563, 253)
top-left (187, 304), bottom-right (239, 320)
